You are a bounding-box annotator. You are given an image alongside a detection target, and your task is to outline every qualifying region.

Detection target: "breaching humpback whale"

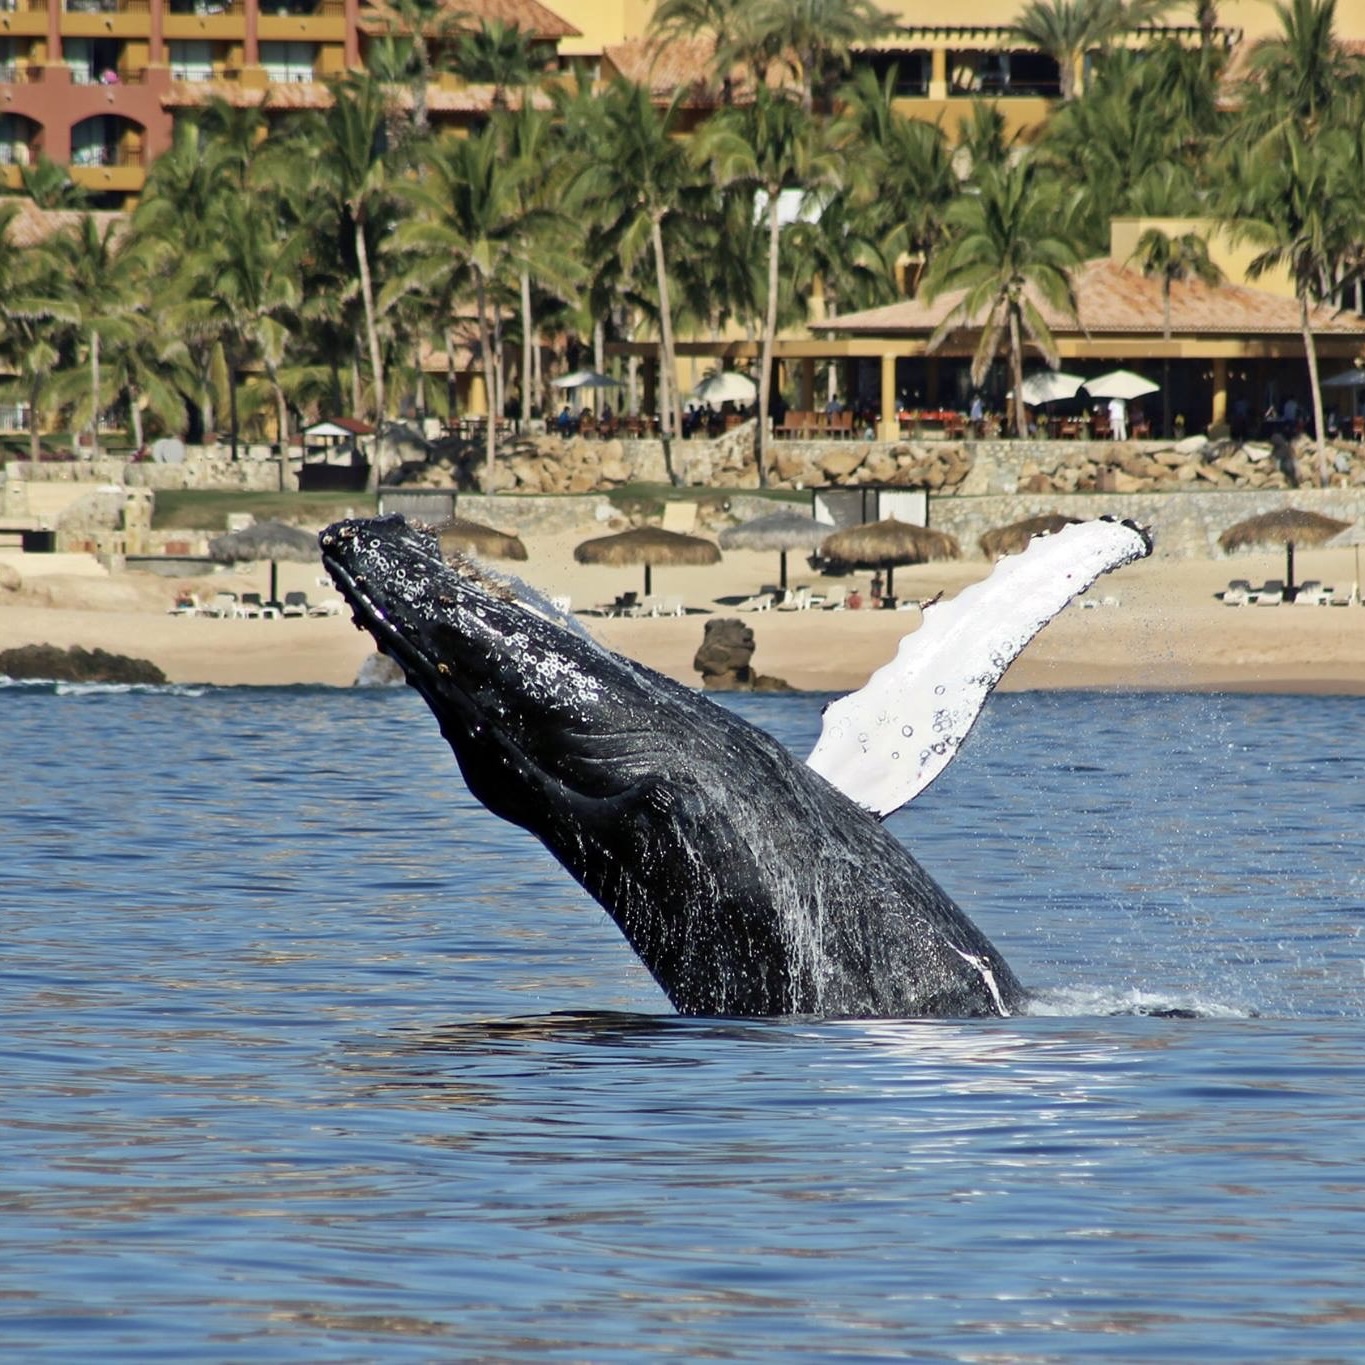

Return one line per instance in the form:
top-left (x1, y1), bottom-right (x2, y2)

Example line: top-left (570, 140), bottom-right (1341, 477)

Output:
top-left (320, 514), bottom-right (1150, 1019)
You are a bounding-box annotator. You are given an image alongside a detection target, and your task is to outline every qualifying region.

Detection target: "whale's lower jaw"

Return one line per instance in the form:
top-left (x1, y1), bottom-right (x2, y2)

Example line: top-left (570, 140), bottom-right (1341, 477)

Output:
top-left (320, 516), bottom-right (1025, 1019)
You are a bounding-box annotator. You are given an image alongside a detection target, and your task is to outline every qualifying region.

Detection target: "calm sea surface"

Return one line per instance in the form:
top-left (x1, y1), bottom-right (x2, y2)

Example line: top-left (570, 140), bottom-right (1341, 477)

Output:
top-left (3, 682), bottom-right (1364, 1362)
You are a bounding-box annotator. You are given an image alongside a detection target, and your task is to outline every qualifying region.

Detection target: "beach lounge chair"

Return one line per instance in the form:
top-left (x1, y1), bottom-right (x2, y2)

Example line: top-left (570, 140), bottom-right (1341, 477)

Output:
top-left (307, 598), bottom-right (342, 617)
top-left (776, 586), bottom-right (814, 611)
top-left (650, 595), bottom-right (686, 617)
top-left (1255, 579), bottom-right (1285, 606)
top-left (281, 591), bottom-right (310, 618)
top-left (236, 591), bottom-right (278, 619)
top-left (1294, 581), bottom-right (1333, 606)
top-left (205, 590), bottom-right (239, 617)
top-left (734, 591), bottom-right (775, 612)
top-left (1220, 579), bottom-right (1254, 606)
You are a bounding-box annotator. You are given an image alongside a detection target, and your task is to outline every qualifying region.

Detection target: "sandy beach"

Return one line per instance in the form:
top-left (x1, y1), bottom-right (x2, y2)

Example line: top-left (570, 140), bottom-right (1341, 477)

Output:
top-left (3, 527), bottom-right (1364, 694)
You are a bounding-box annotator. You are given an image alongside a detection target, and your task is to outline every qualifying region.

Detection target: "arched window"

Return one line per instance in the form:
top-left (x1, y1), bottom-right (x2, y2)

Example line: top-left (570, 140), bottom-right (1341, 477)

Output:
top-left (0, 113), bottom-right (40, 167)
top-left (71, 114), bottom-right (145, 168)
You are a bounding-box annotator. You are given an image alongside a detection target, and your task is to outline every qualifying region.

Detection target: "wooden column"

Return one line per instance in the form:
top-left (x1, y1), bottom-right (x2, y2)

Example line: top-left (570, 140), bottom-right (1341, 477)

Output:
top-left (878, 351), bottom-right (898, 441)
top-left (1211, 358), bottom-right (1228, 427)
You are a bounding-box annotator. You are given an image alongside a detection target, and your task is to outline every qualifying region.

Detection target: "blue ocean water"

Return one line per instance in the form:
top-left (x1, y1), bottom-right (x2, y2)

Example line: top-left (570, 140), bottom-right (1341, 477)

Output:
top-left (3, 682), bottom-right (1364, 1362)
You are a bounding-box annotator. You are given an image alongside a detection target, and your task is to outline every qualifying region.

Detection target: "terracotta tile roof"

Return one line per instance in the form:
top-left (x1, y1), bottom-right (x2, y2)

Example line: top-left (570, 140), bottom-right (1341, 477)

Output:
top-left (1, 199), bottom-right (125, 247)
top-left (360, 0), bottom-right (578, 40)
top-left (163, 79), bottom-right (553, 113)
top-left (601, 35), bottom-right (793, 105)
top-left (402, 84), bottom-right (555, 112)
top-left (162, 81), bottom-right (335, 110)
top-left (602, 36), bottom-right (720, 99)
top-left (814, 257), bottom-right (1365, 339)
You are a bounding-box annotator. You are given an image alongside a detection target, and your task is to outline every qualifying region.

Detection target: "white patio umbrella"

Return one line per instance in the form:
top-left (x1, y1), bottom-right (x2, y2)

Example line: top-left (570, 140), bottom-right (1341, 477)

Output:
top-left (691, 370), bottom-right (757, 408)
top-left (552, 369), bottom-right (622, 390)
top-left (1083, 369), bottom-right (1160, 401)
top-left (1321, 370), bottom-right (1365, 389)
top-left (1009, 371), bottom-right (1087, 405)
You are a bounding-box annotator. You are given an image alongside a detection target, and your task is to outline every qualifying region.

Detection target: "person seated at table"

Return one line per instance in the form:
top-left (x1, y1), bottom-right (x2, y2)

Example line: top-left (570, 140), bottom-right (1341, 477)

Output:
top-left (556, 404), bottom-right (575, 436)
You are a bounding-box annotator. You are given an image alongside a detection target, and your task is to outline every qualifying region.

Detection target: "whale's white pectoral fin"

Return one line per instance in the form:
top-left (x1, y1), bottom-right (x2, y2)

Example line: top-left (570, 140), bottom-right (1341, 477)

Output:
top-left (805, 518), bottom-right (1153, 817)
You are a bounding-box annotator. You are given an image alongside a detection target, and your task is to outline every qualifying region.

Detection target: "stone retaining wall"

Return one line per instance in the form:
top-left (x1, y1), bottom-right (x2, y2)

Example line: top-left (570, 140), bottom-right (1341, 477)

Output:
top-left (929, 487), bottom-right (1365, 560)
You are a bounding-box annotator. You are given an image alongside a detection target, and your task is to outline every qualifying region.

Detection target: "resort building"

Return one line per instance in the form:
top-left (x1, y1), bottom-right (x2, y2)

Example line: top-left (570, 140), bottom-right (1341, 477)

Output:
top-left (9, 1), bottom-right (1365, 203)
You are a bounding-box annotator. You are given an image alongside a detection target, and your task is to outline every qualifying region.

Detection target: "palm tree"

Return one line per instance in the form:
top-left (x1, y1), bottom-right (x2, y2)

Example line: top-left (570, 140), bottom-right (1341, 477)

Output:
top-left (696, 86), bottom-right (841, 484)
top-left (648, 0), bottom-right (746, 103)
top-left (1130, 227), bottom-right (1223, 436)
top-left (392, 124), bottom-right (532, 483)
top-left (455, 20), bottom-right (549, 108)
top-left (495, 103), bottom-right (581, 425)
top-left (163, 191), bottom-right (303, 463)
top-left (921, 154), bottom-right (1082, 438)
top-left (572, 82), bottom-right (698, 463)
top-left (373, 0), bottom-right (468, 140)
top-left (19, 155), bottom-right (87, 209)
top-left (1038, 44), bottom-right (1221, 252)
top-left (0, 210), bottom-right (78, 460)
top-left (720, 0), bottom-right (893, 111)
top-left (833, 66), bottom-right (956, 290)
top-left (1219, 0), bottom-right (1364, 481)
top-left (130, 116), bottom-right (242, 440)
top-left (282, 75), bottom-right (392, 457)
top-left (1012, 0), bottom-right (1173, 100)
top-left (1244, 0), bottom-right (1359, 134)
top-left (1219, 127), bottom-right (1354, 484)
top-left (47, 214), bottom-right (141, 459)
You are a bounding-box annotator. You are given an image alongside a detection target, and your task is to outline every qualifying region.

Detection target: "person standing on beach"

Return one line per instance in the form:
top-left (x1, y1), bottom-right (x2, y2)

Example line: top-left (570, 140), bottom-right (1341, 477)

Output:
top-left (1108, 396), bottom-right (1128, 441)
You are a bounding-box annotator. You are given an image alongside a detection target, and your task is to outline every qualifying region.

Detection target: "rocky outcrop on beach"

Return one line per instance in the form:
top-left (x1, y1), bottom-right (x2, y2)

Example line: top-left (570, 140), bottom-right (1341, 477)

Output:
top-left (0, 643), bottom-right (167, 685)
top-left (353, 652), bottom-right (406, 688)
top-left (693, 618), bottom-right (791, 692)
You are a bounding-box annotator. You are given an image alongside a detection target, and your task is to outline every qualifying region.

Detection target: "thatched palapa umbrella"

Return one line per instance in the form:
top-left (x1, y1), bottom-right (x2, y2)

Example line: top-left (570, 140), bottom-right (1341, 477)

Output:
top-left (208, 519), bottom-right (318, 605)
top-left (1218, 508), bottom-right (1351, 598)
top-left (718, 509), bottom-right (829, 589)
top-left (979, 513), bottom-right (1081, 560)
top-left (437, 517), bottom-right (527, 562)
top-left (819, 517), bottom-right (961, 599)
top-left (574, 526), bottom-right (721, 596)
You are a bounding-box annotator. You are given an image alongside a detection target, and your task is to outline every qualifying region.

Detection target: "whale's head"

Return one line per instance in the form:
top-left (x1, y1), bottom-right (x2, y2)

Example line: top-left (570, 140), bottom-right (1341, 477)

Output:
top-left (319, 514), bottom-right (688, 833)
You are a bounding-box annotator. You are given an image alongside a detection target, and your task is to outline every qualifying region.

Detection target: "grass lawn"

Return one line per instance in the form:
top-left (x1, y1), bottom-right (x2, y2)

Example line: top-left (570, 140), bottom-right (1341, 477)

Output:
top-left (151, 491), bottom-right (378, 532)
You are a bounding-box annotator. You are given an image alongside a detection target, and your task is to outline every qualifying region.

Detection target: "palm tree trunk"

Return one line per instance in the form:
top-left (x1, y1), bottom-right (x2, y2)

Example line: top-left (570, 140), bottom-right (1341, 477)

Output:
top-left (89, 328), bottom-right (100, 460)
top-left (445, 326), bottom-right (457, 422)
top-left (1298, 293), bottom-right (1329, 486)
top-left (354, 217), bottom-right (385, 467)
top-left (755, 186), bottom-right (782, 488)
top-left (228, 356), bottom-right (240, 463)
top-left (520, 268), bottom-right (533, 429)
top-left (130, 396), bottom-right (144, 452)
top-left (28, 375), bottom-right (41, 462)
top-left (475, 270), bottom-right (497, 484)
top-left (593, 317), bottom-right (606, 419)
top-left (1008, 307), bottom-right (1027, 438)
top-left (1162, 280), bottom-right (1173, 439)
top-left (650, 214), bottom-right (682, 480)
top-left (269, 364), bottom-right (289, 490)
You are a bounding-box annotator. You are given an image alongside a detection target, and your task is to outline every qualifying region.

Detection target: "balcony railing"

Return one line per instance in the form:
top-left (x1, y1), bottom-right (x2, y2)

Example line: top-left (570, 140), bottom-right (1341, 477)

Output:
top-left (168, 1), bottom-right (242, 14)
top-left (0, 142), bottom-right (36, 165)
top-left (71, 144), bottom-right (142, 167)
